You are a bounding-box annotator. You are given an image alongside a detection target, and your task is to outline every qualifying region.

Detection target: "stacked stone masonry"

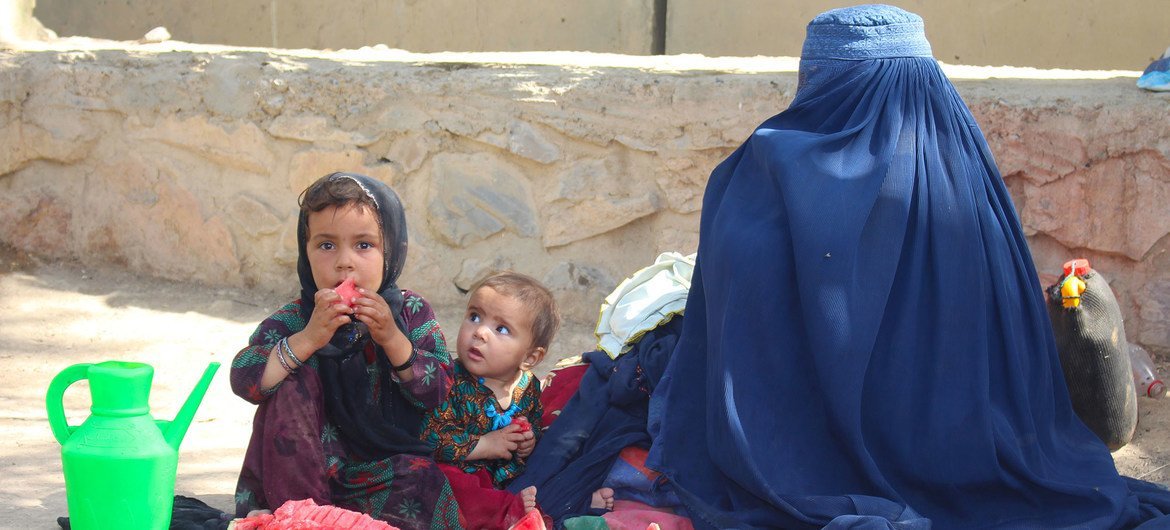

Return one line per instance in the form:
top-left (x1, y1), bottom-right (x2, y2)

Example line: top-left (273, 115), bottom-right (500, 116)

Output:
top-left (1, 46), bottom-right (1168, 355)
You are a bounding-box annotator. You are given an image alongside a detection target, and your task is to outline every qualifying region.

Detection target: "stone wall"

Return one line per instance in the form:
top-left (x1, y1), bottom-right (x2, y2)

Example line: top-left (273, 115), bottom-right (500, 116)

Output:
top-left (1, 43), bottom-right (1168, 355)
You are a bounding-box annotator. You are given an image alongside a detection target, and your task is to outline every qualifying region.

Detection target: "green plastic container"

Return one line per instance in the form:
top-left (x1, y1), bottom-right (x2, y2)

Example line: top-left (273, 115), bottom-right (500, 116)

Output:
top-left (47, 361), bottom-right (219, 530)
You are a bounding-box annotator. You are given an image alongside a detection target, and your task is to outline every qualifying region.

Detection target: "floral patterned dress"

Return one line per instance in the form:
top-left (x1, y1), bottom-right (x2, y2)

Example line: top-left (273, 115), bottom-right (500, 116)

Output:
top-left (230, 290), bottom-right (463, 529)
top-left (420, 361), bottom-right (544, 487)
top-left (419, 362), bottom-right (544, 528)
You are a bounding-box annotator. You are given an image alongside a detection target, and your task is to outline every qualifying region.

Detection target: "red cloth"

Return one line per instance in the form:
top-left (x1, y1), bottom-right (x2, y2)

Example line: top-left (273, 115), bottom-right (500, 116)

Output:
top-left (538, 363), bottom-right (588, 428)
top-left (437, 463), bottom-right (550, 530)
top-left (603, 500), bottom-right (694, 530)
top-left (508, 509), bottom-right (549, 530)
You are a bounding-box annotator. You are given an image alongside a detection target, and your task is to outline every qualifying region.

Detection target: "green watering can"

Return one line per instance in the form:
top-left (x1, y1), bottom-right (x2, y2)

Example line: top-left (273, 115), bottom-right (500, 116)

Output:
top-left (47, 361), bottom-right (220, 530)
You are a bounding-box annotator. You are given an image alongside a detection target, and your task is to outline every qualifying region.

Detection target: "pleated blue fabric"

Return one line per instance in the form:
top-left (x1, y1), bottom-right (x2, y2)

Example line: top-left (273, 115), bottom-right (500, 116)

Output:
top-left (645, 5), bottom-right (1170, 529)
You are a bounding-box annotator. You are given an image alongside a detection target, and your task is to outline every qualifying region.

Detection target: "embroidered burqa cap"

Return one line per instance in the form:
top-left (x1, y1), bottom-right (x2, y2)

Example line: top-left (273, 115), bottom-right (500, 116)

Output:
top-left (645, 5), bottom-right (1170, 529)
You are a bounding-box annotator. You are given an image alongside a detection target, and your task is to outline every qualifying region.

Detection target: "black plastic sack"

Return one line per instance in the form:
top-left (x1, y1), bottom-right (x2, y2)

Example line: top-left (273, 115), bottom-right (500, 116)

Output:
top-left (1046, 260), bottom-right (1136, 451)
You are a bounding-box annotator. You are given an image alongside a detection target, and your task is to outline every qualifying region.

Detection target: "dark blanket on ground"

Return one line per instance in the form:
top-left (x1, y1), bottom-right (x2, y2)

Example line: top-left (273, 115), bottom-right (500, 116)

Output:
top-left (507, 317), bottom-right (683, 526)
top-left (58, 495), bottom-right (232, 530)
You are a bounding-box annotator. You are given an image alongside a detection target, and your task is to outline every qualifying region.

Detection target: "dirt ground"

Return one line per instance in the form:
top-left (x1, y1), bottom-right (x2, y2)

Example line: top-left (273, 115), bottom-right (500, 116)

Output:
top-left (3, 247), bottom-right (1169, 529)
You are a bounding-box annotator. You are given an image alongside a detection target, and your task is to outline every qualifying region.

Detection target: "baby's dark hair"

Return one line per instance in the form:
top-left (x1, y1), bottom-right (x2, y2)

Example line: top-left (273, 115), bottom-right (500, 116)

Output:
top-left (471, 271), bottom-right (561, 353)
top-left (299, 173), bottom-right (379, 231)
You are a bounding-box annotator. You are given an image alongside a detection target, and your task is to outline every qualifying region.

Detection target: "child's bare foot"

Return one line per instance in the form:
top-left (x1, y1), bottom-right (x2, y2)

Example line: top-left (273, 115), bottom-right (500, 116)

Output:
top-left (520, 486), bottom-right (538, 513)
top-left (590, 487), bottom-right (615, 511)
top-left (245, 509), bottom-right (272, 517)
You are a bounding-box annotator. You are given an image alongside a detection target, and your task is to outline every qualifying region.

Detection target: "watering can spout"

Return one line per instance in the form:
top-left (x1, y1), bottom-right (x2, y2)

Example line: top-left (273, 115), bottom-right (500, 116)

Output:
top-left (164, 362), bottom-right (220, 451)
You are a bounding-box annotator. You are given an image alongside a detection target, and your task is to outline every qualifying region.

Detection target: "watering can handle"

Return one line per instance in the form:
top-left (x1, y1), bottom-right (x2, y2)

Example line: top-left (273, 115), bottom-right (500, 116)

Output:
top-left (46, 363), bottom-right (93, 445)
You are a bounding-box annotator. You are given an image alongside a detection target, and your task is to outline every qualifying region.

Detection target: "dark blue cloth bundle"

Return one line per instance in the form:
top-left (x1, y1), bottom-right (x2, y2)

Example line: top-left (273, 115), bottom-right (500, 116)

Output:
top-left (645, 5), bottom-right (1170, 529)
top-left (508, 317), bottom-right (683, 525)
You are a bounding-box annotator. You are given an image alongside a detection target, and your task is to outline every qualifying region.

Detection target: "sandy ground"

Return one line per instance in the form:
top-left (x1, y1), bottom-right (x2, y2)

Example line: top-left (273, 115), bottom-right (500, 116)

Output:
top-left (3, 247), bottom-right (1169, 529)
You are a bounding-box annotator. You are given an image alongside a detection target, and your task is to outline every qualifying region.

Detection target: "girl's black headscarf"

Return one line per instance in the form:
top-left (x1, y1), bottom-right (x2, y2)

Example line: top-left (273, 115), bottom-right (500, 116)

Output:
top-left (296, 172), bottom-right (430, 459)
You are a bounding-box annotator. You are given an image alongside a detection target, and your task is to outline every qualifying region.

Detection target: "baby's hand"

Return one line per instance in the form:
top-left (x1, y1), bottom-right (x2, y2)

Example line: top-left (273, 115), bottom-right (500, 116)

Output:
top-left (474, 425), bottom-right (527, 460)
top-left (303, 288), bottom-right (354, 350)
top-left (510, 417), bottom-right (536, 458)
top-left (515, 428), bottom-right (536, 458)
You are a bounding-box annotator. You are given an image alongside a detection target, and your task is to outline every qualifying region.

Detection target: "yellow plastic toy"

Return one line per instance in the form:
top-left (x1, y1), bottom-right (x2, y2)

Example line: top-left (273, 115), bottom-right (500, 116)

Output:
top-left (1060, 275), bottom-right (1086, 308)
top-left (1058, 258), bottom-right (1091, 309)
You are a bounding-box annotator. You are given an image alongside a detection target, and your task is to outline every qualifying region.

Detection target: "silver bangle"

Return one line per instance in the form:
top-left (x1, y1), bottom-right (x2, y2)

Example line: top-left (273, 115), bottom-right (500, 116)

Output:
top-left (280, 337), bottom-right (305, 368)
top-left (275, 338), bottom-right (297, 374)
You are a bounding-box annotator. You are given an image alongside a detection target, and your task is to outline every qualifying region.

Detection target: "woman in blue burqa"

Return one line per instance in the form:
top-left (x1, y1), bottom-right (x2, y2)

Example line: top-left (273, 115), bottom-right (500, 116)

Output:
top-left (646, 5), bottom-right (1170, 529)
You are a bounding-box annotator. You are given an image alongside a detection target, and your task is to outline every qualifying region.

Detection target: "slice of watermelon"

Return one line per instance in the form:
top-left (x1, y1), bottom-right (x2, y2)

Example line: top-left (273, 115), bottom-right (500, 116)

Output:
top-left (511, 416), bottom-right (531, 433)
top-left (334, 278), bottom-right (359, 309)
top-left (236, 498), bottom-right (397, 529)
top-left (231, 513), bottom-right (274, 530)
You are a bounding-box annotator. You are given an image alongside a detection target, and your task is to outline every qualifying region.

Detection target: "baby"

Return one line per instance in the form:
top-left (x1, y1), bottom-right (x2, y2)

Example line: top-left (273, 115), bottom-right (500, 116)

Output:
top-left (421, 271), bottom-right (560, 528)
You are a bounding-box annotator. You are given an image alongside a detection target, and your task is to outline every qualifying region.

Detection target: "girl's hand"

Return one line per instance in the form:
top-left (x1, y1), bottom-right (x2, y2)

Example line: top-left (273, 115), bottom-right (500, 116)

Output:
top-left (352, 288), bottom-right (406, 349)
top-left (515, 429), bottom-right (536, 458)
top-left (471, 425), bottom-right (527, 461)
top-left (260, 289), bottom-right (348, 390)
top-left (303, 288), bottom-right (354, 351)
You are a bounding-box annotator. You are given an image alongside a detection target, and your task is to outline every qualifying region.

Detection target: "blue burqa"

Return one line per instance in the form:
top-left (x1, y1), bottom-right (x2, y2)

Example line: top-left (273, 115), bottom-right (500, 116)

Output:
top-left (645, 5), bottom-right (1170, 529)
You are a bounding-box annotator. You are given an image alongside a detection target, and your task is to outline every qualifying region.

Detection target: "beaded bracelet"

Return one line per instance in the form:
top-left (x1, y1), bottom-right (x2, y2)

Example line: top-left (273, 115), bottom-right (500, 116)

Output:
top-left (279, 337), bottom-right (305, 368)
top-left (391, 350), bottom-right (418, 372)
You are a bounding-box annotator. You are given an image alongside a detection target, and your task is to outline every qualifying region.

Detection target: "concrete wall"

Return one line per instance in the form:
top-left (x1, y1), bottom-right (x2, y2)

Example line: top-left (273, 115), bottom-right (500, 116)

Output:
top-left (667, 0), bottom-right (1168, 70)
top-left (32, 0), bottom-right (660, 54)
top-left (32, 0), bottom-right (1167, 70)
top-left (1, 44), bottom-right (1169, 357)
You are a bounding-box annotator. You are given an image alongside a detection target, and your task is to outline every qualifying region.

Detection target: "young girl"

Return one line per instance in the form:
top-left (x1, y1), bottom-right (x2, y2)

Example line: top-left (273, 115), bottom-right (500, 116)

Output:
top-left (230, 172), bottom-right (463, 529)
top-left (419, 272), bottom-right (562, 528)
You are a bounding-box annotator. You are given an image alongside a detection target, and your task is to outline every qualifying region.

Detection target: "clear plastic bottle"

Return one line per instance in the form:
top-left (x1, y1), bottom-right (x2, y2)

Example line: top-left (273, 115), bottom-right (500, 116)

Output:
top-left (1129, 343), bottom-right (1167, 399)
